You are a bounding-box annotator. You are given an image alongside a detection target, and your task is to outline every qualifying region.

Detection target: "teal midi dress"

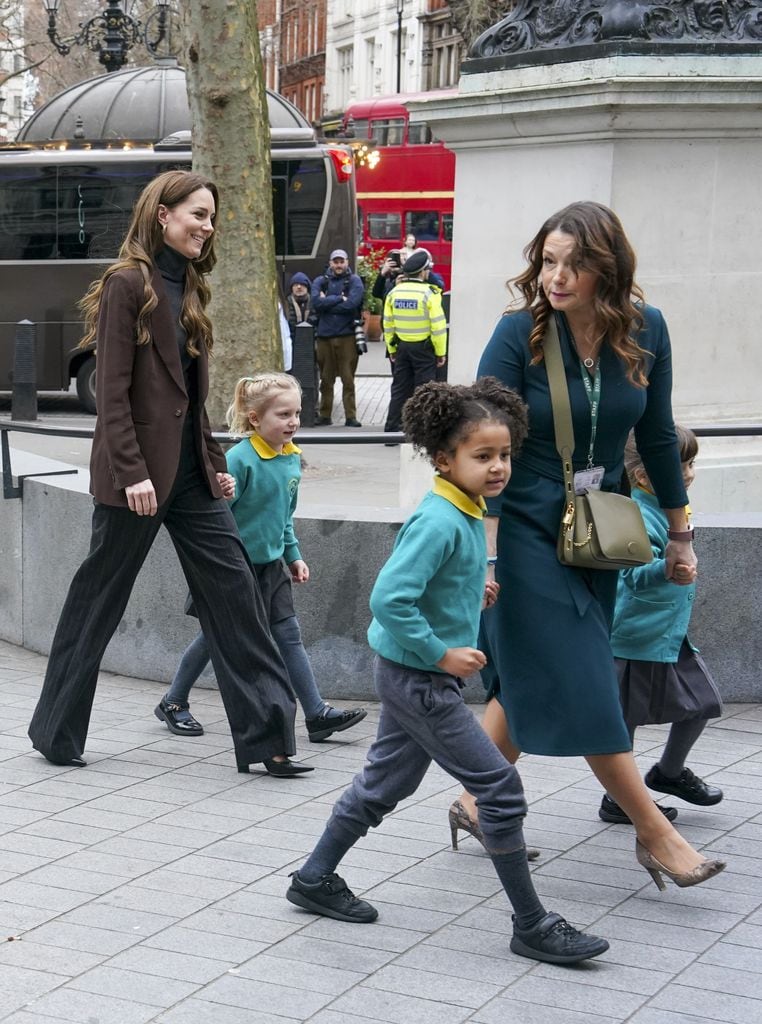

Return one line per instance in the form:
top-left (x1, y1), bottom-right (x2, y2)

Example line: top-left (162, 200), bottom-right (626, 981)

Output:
top-left (477, 306), bottom-right (689, 756)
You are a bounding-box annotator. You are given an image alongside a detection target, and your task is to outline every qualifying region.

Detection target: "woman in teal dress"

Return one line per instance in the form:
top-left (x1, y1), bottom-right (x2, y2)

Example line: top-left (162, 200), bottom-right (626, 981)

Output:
top-left (455, 202), bottom-right (724, 891)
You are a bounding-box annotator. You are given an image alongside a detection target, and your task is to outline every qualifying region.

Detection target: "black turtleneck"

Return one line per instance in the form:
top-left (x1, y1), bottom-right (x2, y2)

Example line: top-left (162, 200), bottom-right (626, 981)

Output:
top-left (155, 244), bottom-right (195, 393)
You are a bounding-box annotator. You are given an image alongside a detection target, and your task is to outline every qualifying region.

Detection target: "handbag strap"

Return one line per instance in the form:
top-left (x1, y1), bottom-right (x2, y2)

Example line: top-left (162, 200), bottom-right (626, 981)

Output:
top-left (542, 316), bottom-right (577, 515)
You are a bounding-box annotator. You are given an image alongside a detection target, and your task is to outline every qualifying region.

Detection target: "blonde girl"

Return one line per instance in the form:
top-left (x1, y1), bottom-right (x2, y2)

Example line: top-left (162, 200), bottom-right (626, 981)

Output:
top-left (158, 373), bottom-right (366, 773)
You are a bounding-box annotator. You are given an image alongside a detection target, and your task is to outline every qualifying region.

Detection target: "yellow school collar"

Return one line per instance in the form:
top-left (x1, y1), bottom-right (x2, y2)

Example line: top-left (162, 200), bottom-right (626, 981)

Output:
top-left (432, 476), bottom-right (486, 519)
top-left (249, 434), bottom-right (302, 460)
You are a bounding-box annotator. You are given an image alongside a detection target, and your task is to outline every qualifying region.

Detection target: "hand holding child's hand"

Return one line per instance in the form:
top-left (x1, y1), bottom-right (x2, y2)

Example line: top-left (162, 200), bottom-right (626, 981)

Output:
top-left (437, 647), bottom-right (487, 677)
top-left (482, 579), bottom-right (500, 609)
top-left (289, 559), bottom-right (309, 583)
top-left (216, 473), bottom-right (236, 500)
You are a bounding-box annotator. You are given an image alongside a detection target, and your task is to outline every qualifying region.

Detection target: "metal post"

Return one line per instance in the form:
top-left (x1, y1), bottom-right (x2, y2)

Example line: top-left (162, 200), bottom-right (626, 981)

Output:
top-left (292, 323), bottom-right (317, 427)
top-left (11, 319), bottom-right (37, 422)
top-left (396, 1), bottom-right (404, 93)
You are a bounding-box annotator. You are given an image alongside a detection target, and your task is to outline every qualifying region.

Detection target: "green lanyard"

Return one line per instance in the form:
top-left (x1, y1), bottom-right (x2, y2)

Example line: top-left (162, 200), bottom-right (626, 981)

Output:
top-left (579, 360), bottom-right (601, 469)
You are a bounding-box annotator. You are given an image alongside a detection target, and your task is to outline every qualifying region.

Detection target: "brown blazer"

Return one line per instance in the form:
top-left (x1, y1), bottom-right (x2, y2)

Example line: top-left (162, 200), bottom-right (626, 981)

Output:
top-left (89, 267), bottom-right (227, 508)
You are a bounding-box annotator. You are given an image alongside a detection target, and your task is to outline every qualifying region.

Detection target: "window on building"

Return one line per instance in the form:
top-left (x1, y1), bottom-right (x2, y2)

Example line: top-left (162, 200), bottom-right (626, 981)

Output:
top-left (367, 212), bottom-right (401, 241)
top-left (338, 45), bottom-right (354, 107)
top-left (365, 38), bottom-right (376, 96)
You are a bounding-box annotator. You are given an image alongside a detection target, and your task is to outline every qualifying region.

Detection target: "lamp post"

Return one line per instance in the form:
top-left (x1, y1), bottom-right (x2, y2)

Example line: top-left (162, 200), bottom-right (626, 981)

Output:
top-left (41, 0), bottom-right (179, 74)
top-left (395, 0), bottom-right (404, 93)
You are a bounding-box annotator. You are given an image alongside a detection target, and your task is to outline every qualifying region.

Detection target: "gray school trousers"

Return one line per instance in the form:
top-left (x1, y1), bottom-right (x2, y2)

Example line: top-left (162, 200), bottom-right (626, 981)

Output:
top-left (326, 655), bottom-right (528, 852)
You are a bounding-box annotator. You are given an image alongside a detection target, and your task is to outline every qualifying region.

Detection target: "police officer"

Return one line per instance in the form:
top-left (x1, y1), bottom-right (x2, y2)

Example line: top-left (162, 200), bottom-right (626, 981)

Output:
top-left (383, 249), bottom-right (447, 435)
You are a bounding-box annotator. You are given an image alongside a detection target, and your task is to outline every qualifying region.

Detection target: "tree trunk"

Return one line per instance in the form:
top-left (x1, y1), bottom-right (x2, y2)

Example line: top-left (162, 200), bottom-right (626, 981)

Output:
top-left (181, 0), bottom-right (279, 427)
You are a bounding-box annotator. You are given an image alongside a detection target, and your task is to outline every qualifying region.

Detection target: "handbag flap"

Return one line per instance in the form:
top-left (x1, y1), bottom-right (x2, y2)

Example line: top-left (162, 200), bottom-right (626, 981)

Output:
top-left (584, 489), bottom-right (653, 563)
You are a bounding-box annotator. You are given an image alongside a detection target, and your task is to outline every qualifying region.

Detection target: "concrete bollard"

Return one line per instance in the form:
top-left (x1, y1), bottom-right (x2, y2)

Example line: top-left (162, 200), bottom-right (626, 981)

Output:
top-left (292, 322), bottom-right (317, 426)
top-left (11, 319), bottom-right (37, 422)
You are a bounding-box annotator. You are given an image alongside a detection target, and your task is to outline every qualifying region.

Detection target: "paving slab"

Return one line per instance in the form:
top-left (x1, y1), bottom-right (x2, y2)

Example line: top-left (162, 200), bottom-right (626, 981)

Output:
top-left (0, 640), bottom-right (760, 1023)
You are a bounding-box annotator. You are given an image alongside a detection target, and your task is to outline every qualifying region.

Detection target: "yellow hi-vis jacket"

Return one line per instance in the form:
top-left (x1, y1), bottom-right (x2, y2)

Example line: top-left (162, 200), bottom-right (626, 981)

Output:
top-left (383, 279), bottom-right (447, 357)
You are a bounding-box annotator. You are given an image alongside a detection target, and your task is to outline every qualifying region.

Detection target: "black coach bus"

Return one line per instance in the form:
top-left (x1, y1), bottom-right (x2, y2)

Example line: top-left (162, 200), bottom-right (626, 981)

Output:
top-left (0, 137), bottom-right (356, 412)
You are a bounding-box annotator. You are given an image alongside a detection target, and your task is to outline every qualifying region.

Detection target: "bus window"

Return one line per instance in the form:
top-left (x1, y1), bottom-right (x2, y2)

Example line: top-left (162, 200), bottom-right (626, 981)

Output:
top-left (405, 211), bottom-right (439, 242)
top-left (370, 118), bottom-right (404, 146)
top-left (271, 157), bottom-right (328, 256)
top-left (0, 166), bottom-right (57, 259)
top-left (407, 123), bottom-right (433, 145)
top-left (57, 164), bottom-right (158, 259)
top-left (345, 117), bottom-right (369, 140)
top-left (443, 213), bottom-right (454, 243)
top-left (367, 212), bottom-right (401, 240)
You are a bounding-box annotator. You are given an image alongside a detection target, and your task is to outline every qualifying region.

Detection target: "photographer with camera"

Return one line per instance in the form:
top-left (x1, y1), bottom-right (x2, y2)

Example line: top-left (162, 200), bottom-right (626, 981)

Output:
top-left (382, 249), bottom-right (448, 438)
top-left (310, 249), bottom-right (365, 427)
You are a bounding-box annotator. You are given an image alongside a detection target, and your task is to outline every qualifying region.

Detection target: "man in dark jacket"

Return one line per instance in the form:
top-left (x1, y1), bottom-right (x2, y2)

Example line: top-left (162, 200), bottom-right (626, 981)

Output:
top-left (310, 249), bottom-right (364, 426)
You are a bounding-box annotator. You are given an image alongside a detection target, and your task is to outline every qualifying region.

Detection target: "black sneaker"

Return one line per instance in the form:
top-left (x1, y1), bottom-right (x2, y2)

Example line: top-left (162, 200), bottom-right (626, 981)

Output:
top-left (645, 764), bottom-right (723, 806)
top-left (154, 699), bottom-right (204, 736)
top-left (599, 793), bottom-right (677, 824)
top-left (306, 707), bottom-right (368, 743)
top-left (286, 871), bottom-right (378, 923)
top-left (511, 912), bottom-right (609, 965)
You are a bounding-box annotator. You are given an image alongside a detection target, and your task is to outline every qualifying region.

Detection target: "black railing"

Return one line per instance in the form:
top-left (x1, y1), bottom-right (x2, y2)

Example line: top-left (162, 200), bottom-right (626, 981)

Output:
top-left (2, 419), bottom-right (762, 499)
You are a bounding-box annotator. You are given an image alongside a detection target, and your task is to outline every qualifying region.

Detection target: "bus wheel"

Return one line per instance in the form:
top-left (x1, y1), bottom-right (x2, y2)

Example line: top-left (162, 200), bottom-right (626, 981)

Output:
top-left (76, 357), bottom-right (97, 414)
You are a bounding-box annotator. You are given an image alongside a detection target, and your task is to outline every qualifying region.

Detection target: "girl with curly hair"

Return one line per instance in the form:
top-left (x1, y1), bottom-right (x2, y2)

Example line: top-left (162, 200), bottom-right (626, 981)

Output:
top-left (28, 171), bottom-right (301, 776)
top-left (456, 201), bottom-right (725, 891)
top-left (285, 378), bottom-right (611, 965)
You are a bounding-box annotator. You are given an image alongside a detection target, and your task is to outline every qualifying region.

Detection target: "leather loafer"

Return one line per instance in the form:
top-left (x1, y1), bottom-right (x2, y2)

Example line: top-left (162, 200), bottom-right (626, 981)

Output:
top-left (645, 764), bottom-right (723, 806)
top-left (599, 793), bottom-right (677, 824)
top-left (344, 418), bottom-right (362, 427)
top-left (262, 757), bottom-right (315, 777)
top-left (314, 416), bottom-right (332, 426)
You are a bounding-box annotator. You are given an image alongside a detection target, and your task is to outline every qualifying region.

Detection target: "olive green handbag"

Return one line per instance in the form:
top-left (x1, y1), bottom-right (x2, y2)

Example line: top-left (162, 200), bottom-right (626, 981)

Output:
top-left (543, 317), bottom-right (653, 571)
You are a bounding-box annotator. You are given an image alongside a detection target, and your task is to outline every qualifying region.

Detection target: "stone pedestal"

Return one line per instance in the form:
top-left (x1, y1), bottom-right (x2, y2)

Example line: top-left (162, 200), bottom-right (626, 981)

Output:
top-left (414, 52), bottom-right (762, 510)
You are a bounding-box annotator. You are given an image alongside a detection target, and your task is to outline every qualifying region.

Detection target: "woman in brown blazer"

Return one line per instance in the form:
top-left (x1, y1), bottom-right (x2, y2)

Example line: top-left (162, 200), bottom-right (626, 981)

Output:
top-left (28, 170), bottom-right (310, 777)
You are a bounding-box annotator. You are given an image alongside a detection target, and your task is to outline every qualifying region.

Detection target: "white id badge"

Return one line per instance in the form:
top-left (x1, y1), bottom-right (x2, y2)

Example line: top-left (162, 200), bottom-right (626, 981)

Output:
top-left (573, 466), bottom-right (605, 495)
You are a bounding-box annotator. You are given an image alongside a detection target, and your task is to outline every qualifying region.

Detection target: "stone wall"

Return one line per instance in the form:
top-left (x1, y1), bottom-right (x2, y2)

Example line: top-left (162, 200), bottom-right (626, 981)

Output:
top-left (3, 464), bottom-right (761, 704)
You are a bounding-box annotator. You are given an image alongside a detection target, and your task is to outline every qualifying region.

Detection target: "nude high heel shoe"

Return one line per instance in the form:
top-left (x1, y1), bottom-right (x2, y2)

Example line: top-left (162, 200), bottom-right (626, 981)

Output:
top-left (448, 800), bottom-right (540, 860)
top-left (635, 840), bottom-right (726, 891)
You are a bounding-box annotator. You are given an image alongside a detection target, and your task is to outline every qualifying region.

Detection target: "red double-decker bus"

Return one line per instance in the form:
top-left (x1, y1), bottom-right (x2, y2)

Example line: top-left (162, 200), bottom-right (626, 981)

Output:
top-left (343, 91), bottom-right (456, 290)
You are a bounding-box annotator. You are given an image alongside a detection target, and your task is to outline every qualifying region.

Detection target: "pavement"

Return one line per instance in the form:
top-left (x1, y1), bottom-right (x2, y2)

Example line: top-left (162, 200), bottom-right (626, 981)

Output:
top-left (1, 639), bottom-right (761, 1024)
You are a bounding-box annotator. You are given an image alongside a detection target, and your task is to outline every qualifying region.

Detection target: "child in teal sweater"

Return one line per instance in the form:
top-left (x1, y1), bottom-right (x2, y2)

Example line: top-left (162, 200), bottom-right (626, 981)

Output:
top-left (600, 426), bottom-right (723, 826)
top-left (156, 373), bottom-right (366, 775)
top-left (286, 378), bottom-right (610, 965)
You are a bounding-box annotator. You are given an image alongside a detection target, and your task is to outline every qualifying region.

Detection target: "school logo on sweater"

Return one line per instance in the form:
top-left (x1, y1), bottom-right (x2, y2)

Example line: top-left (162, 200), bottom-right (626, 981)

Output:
top-left (288, 477), bottom-right (299, 499)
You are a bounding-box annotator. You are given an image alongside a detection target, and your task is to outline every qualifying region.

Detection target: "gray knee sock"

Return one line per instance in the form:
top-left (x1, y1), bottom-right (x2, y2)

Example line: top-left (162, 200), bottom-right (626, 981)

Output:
top-left (490, 845), bottom-right (547, 931)
top-left (659, 719), bottom-right (707, 779)
top-left (299, 822), bottom-right (357, 883)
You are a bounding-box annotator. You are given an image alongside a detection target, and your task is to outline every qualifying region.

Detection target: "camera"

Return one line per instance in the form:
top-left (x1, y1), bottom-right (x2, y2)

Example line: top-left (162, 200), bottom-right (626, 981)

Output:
top-left (353, 319), bottom-right (368, 355)
top-left (388, 250), bottom-right (402, 269)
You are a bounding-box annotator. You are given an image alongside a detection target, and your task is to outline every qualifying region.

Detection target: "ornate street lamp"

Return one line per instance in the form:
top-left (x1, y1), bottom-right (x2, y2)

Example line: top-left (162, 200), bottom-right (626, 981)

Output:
top-left (42, 0), bottom-right (180, 74)
top-left (395, 0), bottom-right (404, 93)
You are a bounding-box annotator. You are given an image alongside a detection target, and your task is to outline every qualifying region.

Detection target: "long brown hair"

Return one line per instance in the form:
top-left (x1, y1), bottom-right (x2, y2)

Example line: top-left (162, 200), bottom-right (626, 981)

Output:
top-left (78, 170), bottom-right (219, 356)
top-left (509, 201), bottom-right (649, 386)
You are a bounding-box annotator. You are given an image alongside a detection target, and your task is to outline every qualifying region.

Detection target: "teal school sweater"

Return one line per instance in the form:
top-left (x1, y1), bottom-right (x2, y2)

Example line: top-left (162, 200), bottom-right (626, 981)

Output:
top-left (226, 434), bottom-right (302, 565)
top-left (610, 487), bottom-right (696, 663)
top-left (368, 477), bottom-right (488, 673)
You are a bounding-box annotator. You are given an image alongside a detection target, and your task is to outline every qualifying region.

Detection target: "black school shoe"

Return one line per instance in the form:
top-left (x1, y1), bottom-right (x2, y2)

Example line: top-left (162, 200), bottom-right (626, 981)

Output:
top-left (287, 871), bottom-right (378, 923)
top-left (154, 699), bottom-right (204, 736)
top-left (511, 912), bottom-right (609, 965)
top-left (599, 793), bottom-right (677, 825)
top-left (645, 764), bottom-right (724, 806)
top-left (306, 707), bottom-right (368, 743)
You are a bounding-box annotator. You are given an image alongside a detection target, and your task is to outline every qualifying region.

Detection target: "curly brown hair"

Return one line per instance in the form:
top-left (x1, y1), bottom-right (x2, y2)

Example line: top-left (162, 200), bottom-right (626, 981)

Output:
top-left (78, 170), bottom-right (219, 356)
top-left (401, 378), bottom-right (528, 464)
top-left (509, 201), bottom-right (649, 386)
